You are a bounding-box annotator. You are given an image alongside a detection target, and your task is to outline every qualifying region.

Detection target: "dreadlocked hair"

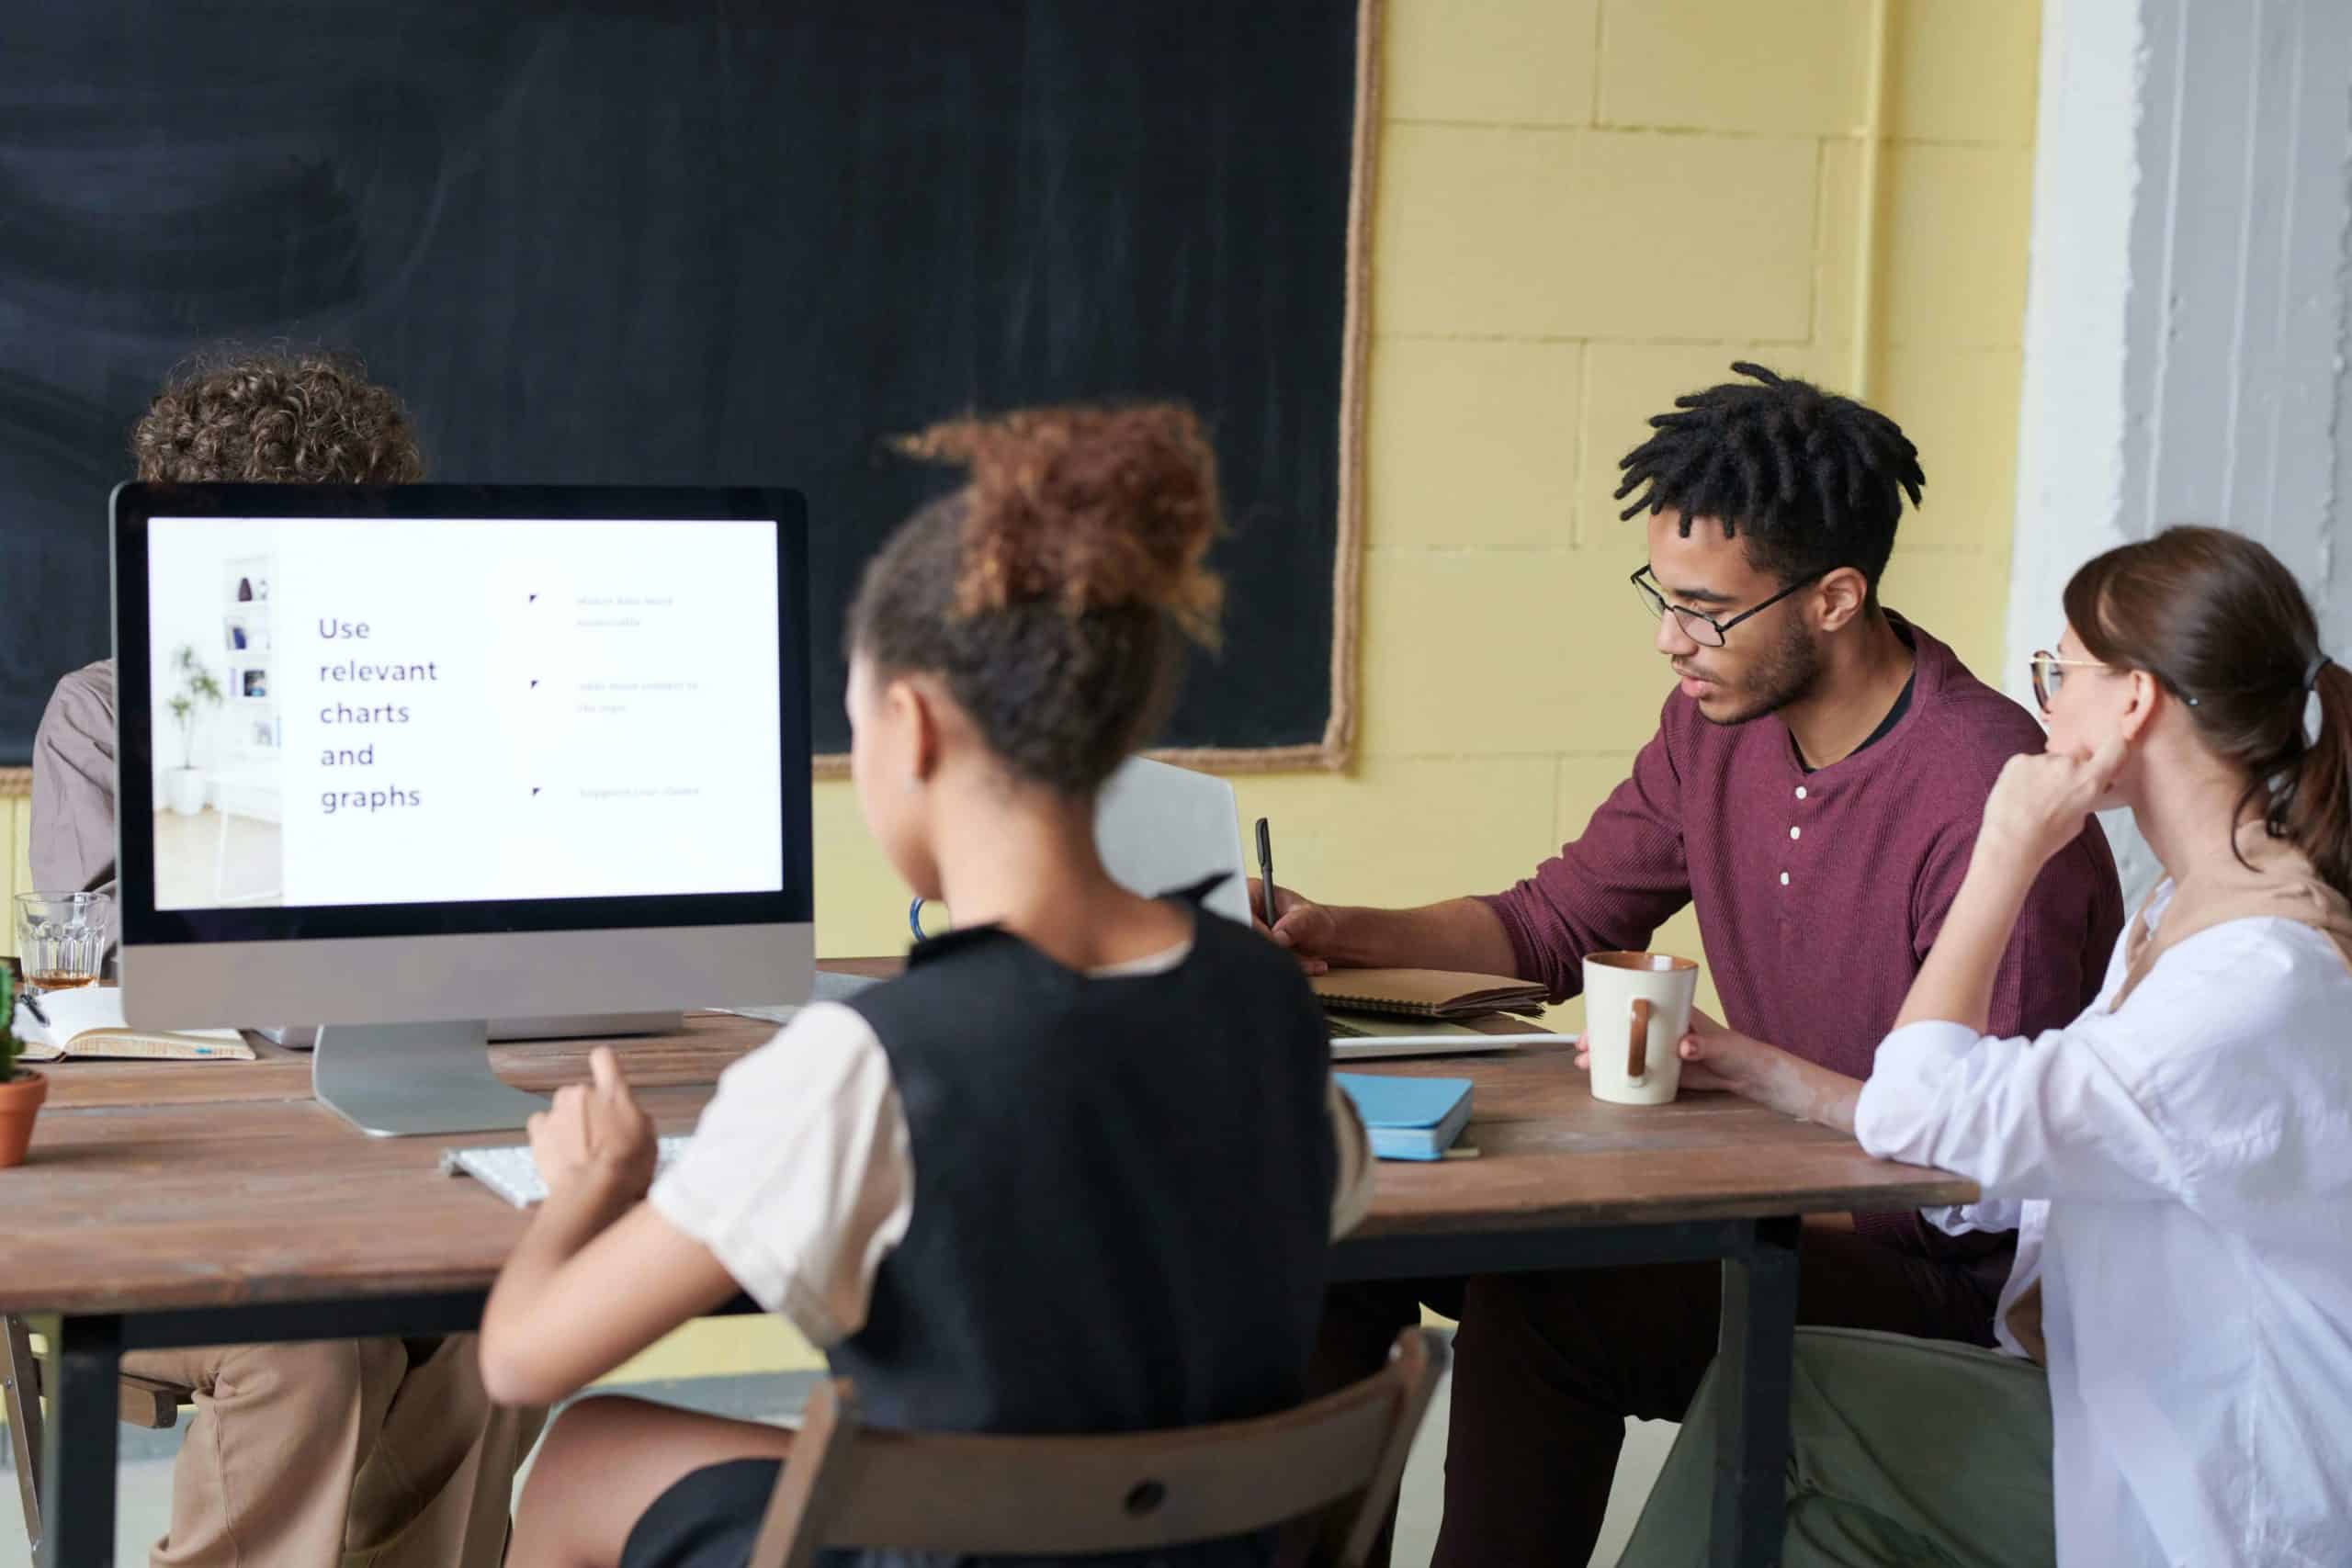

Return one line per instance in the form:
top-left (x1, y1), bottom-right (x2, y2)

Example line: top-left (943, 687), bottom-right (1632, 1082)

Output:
top-left (1613, 362), bottom-right (1923, 599)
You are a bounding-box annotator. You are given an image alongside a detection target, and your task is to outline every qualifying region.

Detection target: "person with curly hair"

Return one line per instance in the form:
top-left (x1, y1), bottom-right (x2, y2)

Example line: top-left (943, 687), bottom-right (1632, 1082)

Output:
top-left (129, 350), bottom-right (427, 487)
top-left (29, 349), bottom-right (542, 1568)
top-left (473, 402), bottom-right (1374, 1568)
top-left (1260, 365), bottom-right (2127, 1565)
top-left (33, 349), bottom-right (425, 931)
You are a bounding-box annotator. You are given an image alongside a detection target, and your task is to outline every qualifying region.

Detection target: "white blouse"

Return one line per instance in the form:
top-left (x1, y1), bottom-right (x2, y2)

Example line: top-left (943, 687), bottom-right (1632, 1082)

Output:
top-left (1858, 884), bottom-right (2352, 1568)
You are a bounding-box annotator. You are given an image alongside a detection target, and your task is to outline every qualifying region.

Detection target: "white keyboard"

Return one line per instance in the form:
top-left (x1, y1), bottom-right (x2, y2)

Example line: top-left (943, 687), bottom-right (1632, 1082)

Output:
top-left (443, 1136), bottom-right (693, 1208)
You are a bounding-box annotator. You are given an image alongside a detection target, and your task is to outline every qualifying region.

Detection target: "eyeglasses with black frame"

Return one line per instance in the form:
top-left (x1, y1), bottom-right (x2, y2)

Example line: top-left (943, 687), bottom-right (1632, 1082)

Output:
top-left (1630, 565), bottom-right (1828, 649)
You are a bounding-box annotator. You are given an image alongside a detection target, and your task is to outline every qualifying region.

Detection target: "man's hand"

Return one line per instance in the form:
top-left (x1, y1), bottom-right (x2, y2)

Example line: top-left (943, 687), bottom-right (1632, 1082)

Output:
top-left (1247, 878), bottom-right (1335, 976)
top-left (527, 1046), bottom-right (658, 1209)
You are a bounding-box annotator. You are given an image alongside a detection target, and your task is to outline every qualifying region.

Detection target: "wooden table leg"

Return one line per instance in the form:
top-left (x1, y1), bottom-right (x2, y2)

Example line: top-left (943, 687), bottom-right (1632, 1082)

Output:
top-left (37, 1314), bottom-right (119, 1568)
top-left (1710, 1216), bottom-right (1801, 1568)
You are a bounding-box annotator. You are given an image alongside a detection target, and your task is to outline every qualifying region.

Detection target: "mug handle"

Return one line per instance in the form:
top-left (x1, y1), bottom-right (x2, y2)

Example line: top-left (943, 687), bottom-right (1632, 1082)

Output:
top-left (1627, 998), bottom-right (1653, 1085)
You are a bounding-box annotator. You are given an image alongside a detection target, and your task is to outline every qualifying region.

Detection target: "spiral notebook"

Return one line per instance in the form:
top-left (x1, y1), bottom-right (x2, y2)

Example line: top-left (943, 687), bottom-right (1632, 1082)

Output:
top-left (10, 987), bottom-right (254, 1062)
top-left (1309, 968), bottom-right (1548, 1021)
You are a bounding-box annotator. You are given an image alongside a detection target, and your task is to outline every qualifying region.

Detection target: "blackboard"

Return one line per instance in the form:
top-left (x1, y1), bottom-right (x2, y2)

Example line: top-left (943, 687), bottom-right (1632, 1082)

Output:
top-left (0, 0), bottom-right (1371, 773)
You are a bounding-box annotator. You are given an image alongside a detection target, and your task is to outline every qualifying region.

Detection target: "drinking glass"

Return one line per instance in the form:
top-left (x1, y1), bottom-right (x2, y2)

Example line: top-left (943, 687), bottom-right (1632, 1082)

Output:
top-left (14, 892), bottom-right (112, 994)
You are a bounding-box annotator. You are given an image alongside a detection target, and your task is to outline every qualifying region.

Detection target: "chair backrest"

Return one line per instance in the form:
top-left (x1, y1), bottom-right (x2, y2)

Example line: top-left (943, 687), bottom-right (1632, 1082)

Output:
top-left (745, 1328), bottom-right (1445, 1568)
top-left (1093, 756), bottom-right (1254, 929)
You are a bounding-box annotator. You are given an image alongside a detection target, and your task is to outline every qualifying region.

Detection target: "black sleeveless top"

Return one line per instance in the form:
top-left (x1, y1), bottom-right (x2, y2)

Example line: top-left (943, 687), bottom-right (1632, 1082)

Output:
top-left (826, 880), bottom-right (1339, 1567)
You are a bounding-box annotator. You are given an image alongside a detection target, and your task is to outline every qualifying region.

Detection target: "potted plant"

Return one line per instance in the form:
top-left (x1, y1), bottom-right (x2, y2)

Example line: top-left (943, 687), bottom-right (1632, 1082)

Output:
top-left (0, 969), bottom-right (45, 1168)
top-left (165, 645), bottom-right (225, 815)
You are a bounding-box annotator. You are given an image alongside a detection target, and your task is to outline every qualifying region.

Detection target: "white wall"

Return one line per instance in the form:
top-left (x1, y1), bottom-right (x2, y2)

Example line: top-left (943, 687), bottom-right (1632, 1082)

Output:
top-left (146, 525), bottom-right (280, 797)
top-left (2010, 0), bottom-right (2352, 901)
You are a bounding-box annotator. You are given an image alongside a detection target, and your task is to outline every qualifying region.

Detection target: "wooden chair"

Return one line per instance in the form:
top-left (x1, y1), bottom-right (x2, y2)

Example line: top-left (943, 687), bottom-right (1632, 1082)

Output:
top-left (744, 1328), bottom-right (1446, 1568)
top-left (4, 1313), bottom-right (192, 1554)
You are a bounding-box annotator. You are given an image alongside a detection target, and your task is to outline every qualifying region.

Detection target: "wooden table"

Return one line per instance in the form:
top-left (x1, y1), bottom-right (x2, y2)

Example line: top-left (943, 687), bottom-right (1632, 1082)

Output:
top-left (4, 976), bottom-right (1975, 1568)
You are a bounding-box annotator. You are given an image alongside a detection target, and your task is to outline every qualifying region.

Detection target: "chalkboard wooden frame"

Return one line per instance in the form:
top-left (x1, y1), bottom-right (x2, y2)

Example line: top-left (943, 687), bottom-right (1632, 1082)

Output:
top-left (810, 0), bottom-right (1380, 784)
top-left (799, 0), bottom-right (1380, 784)
top-left (1232, 0), bottom-right (1370, 776)
top-left (0, 0), bottom-right (1379, 796)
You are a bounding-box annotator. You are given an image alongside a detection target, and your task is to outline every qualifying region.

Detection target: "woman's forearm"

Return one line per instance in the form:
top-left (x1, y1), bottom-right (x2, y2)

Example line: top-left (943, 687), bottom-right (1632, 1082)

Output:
top-left (1746, 1050), bottom-right (1863, 1132)
top-left (1894, 846), bottom-right (2038, 1035)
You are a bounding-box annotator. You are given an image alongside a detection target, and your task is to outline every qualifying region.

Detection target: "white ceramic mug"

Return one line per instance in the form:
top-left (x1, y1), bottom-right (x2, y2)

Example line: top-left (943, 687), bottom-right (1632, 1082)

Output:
top-left (1582, 951), bottom-right (1701, 1106)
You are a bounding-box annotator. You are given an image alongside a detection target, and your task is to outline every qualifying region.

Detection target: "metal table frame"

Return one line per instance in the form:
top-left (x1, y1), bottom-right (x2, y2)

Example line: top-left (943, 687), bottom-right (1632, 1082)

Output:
top-left (29, 1213), bottom-right (1800, 1568)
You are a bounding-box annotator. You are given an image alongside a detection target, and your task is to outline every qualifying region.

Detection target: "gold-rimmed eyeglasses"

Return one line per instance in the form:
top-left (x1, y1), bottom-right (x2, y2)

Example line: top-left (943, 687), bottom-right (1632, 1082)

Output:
top-left (2028, 650), bottom-right (2106, 714)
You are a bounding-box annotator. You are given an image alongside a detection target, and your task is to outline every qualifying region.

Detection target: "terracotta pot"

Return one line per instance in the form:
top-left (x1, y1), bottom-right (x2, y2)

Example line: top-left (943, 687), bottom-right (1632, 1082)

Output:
top-left (0, 1068), bottom-right (47, 1168)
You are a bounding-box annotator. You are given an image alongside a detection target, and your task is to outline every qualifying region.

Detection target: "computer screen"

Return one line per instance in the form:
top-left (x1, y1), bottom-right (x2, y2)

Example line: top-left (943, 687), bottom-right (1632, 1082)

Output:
top-left (114, 485), bottom-right (813, 950)
top-left (111, 486), bottom-right (813, 1131)
top-left (141, 515), bottom-right (784, 911)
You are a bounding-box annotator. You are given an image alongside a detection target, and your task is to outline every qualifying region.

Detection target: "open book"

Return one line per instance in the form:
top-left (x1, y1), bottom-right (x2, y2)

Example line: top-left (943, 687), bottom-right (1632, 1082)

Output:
top-left (1309, 968), bottom-right (1549, 1022)
top-left (11, 987), bottom-right (254, 1063)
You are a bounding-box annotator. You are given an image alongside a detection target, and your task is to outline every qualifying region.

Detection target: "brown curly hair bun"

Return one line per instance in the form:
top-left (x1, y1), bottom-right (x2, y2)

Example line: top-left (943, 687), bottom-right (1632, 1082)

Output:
top-left (851, 401), bottom-right (1226, 795)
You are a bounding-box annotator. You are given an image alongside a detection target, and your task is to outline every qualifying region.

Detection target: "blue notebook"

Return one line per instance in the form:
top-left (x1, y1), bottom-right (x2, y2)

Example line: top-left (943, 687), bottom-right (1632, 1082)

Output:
top-left (1335, 1073), bottom-right (1475, 1162)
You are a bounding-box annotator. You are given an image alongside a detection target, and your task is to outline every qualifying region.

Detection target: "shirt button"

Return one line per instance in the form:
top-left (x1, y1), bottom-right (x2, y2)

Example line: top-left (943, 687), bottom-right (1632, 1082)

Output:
top-left (1790, 826), bottom-right (1802, 840)
top-left (1780, 872), bottom-right (1791, 886)
top-left (1795, 786), bottom-right (1808, 801)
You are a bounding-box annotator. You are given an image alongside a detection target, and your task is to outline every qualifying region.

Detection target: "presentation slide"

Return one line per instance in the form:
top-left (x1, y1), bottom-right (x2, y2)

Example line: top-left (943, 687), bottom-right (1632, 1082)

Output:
top-left (144, 517), bottom-right (786, 910)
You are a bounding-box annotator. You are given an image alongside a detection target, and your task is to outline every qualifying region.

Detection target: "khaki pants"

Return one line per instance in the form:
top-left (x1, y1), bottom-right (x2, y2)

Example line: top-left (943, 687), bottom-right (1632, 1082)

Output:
top-left (1619, 1326), bottom-right (2056, 1568)
top-left (123, 1336), bottom-right (543, 1568)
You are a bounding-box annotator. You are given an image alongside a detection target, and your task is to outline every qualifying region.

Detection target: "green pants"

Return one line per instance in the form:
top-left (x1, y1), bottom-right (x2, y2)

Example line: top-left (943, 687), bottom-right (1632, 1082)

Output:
top-left (1618, 1327), bottom-right (2056, 1568)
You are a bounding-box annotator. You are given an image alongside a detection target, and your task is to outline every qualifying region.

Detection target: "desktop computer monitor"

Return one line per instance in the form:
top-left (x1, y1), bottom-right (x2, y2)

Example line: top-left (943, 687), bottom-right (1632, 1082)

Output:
top-left (111, 483), bottom-right (815, 1137)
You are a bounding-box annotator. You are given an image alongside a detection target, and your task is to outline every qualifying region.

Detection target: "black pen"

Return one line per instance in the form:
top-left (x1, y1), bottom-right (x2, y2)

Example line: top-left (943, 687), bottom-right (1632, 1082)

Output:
top-left (1254, 817), bottom-right (1278, 929)
top-left (17, 988), bottom-right (48, 1028)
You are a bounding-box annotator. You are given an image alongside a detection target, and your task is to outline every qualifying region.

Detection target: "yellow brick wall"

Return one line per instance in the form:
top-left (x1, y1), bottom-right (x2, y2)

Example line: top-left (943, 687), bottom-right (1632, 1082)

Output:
top-left (3, 0), bottom-right (2043, 1383)
top-left (4, 797), bottom-right (30, 960)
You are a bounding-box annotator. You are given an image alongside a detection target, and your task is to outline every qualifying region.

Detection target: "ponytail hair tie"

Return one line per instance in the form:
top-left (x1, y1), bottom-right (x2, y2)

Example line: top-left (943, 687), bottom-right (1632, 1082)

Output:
top-left (2307, 654), bottom-right (2334, 696)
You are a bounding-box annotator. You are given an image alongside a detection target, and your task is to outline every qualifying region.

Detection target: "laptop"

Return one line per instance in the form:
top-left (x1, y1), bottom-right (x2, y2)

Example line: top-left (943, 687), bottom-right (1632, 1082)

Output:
top-left (1094, 758), bottom-right (1530, 1060)
top-left (1324, 1011), bottom-right (1553, 1061)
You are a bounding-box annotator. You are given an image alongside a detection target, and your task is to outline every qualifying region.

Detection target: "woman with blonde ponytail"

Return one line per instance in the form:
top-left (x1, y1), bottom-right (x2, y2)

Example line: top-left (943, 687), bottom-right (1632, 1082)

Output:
top-left (1623, 526), bottom-right (2352, 1566)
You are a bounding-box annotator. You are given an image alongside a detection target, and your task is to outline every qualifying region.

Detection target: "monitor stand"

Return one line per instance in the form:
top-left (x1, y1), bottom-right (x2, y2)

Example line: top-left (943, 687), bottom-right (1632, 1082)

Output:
top-left (313, 1021), bottom-right (549, 1137)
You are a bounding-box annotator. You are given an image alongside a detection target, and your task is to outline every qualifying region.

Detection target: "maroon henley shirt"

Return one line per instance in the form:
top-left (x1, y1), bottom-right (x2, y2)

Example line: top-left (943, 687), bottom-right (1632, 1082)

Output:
top-left (1481, 617), bottom-right (2125, 1258)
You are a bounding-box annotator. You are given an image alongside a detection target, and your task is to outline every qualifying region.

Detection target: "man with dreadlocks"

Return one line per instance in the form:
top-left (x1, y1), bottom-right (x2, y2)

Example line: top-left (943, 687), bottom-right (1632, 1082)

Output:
top-left (1261, 364), bottom-right (2124, 1565)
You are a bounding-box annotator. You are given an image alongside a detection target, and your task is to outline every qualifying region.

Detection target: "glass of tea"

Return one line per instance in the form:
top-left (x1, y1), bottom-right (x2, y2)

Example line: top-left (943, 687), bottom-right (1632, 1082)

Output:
top-left (14, 892), bottom-right (111, 995)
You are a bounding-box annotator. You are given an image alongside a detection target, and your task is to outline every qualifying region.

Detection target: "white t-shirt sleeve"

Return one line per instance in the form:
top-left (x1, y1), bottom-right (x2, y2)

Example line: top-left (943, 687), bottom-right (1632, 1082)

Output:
top-left (650, 1002), bottom-right (913, 1348)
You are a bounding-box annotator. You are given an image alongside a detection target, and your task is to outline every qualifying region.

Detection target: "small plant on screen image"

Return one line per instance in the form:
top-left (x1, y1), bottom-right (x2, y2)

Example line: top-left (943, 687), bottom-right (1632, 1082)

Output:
top-left (168, 645), bottom-right (226, 769)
